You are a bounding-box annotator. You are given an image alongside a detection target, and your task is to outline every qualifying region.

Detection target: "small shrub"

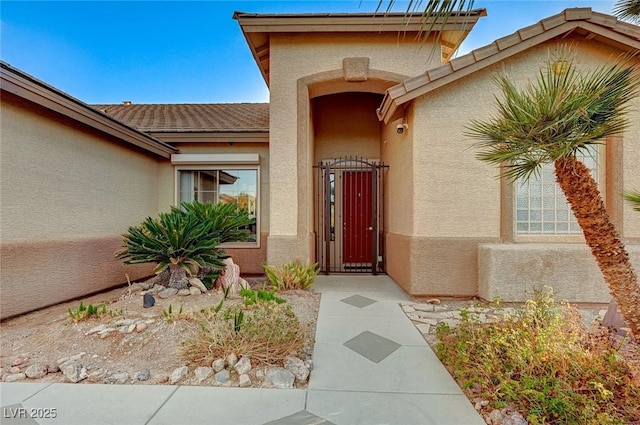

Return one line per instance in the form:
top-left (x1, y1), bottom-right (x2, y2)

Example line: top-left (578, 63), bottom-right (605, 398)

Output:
top-left (435, 286), bottom-right (640, 424)
top-left (162, 303), bottom-right (187, 323)
top-left (182, 302), bottom-right (308, 366)
top-left (68, 302), bottom-right (121, 322)
top-left (239, 288), bottom-right (285, 306)
top-left (263, 259), bottom-right (319, 291)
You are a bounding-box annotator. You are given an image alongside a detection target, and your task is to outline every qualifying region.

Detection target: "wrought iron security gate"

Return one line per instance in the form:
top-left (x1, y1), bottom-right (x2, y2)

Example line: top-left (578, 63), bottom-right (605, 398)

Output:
top-left (314, 157), bottom-right (388, 274)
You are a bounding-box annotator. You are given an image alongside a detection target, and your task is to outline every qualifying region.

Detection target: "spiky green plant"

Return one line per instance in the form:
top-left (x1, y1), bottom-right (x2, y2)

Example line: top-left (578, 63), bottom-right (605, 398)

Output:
top-left (466, 51), bottom-right (640, 339)
top-left (177, 201), bottom-right (255, 244)
top-left (624, 190), bottom-right (640, 211)
top-left (115, 206), bottom-right (226, 289)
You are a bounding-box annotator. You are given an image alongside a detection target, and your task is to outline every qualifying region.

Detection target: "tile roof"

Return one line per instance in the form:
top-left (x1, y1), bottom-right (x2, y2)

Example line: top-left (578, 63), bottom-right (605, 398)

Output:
top-left (93, 103), bottom-right (269, 133)
top-left (378, 8), bottom-right (640, 123)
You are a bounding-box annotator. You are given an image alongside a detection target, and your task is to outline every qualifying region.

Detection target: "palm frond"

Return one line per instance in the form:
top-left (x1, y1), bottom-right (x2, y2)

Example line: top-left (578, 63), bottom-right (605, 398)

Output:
top-left (466, 50), bottom-right (640, 182)
top-left (624, 190), bottom-right (640, 212)
top-left (378, 0), bottom-right (476, 56)
top-left (613, 0), bottom-right (640, 23)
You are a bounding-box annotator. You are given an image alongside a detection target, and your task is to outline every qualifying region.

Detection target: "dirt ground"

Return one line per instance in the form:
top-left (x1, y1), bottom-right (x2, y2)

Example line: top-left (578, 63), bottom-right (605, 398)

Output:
top-left (0, 285), bottom-right (320, 386)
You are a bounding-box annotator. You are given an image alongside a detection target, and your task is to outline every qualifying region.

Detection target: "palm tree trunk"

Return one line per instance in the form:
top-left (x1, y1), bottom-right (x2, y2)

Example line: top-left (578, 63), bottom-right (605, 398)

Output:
top-left (555, 156), bottom-right (640, 340)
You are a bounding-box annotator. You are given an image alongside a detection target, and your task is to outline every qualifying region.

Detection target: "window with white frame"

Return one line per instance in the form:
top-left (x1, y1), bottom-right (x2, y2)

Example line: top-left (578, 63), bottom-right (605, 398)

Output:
top-left (178, 168), bottom-right (259, 243)
top-left (515, 147), bottom-right (599, 235)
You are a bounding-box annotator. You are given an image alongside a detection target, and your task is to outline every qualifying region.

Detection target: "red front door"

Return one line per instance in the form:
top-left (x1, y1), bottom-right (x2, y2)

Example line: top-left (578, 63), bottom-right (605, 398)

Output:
top-left (342, 171), bottom-right (373, 264)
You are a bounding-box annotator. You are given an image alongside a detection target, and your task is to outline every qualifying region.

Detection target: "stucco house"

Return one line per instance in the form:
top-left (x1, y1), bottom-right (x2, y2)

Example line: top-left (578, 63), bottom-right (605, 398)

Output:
top-left (1, 7), bottom-right (639, 319)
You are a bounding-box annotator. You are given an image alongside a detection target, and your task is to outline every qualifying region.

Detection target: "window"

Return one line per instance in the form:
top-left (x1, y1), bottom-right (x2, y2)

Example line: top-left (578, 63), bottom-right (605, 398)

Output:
top-left (178, 168), bottom-right (259, 243)
top-left (515, 147), bottom-right (599, 235)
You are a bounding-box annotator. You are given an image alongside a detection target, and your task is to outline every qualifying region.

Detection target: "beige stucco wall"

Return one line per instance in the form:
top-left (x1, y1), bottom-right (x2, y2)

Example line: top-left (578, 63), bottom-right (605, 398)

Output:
top-left (1, 96), bottom-right (163, 318)
top-left (479, 244), bottom-right (640, 303)
top-left (268, 32), bottom-right (441, 265)
top-left (313, 92), bottom-right (382, 161)
top-left (394, 39), bottom-right (640, 300)
top-left (162, 142), bottom-right (270, 274)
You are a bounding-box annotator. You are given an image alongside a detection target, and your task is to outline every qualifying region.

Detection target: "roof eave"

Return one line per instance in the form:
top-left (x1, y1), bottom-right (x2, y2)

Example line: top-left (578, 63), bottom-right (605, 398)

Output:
top-left (378, 8), bottom-right (640, 124)
top-left (234, 9), bottom-right (487, 88)
top-left (0, 62), bottom-right (178, 158)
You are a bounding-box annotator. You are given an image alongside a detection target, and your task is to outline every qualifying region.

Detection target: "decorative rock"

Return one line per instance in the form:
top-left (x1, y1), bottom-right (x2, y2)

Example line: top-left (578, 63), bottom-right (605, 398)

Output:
top-left (503, 412), bottom-right (527, 425)
top-left (148, 285), bottom-right (166, 294)
top-left (401, 305), bottom-right (416, 313)
top-left (304, 360), bottom-right (313, 371)
top-left (178, 288), bottom-right (191, 296)
top-left (143, 293), bottom-right (155, 308)
top-left (266, 367), bottom-right (295, 389)
top-left (99, 329), bottom-right (115, 339)
top-left (127, 282), bottom-right (145, 293)
top-left (284, 356), bottom-right (309, 383)
top-left (57, 356), bottom-right (70, 365)
top-left (5, 373), bottom-right (26, 382)
top-left (234, 356), bottom-right (252, 375)
top-left (86, 324), bottom-right (109, 335)
top-left (9, 366), bottom-right (21, 374)
top-left (189, 287), bottom-right (202, 296)
top-left (119, 325), bottom-right (132, 334)
top-left (105, 372), bottom-right (130, 385)
top-left (70, 352), bottom-right (86, 362)
top-left (212, 358), bottom-right (225, 373)
top-left (226, 353), bottom-right (238, 368)
top-left (189, 277), bottom-right (208, 293)
top-left (255, 369), bottom-right (265, 380)
top-left (115, 319), bottom-right (136, 326)
top-left (127, 324), bottom-right (136, 333)
top-left (194, 367), bottom-right (213, 382)
top-left (47, 363), bottom-right (60, 374)
top-left (12, 356), bottom-right (28, 367)
top-left (25, 364), bottom-right (48, 379)
top-left (133, 369), bottom-right (151, 382)
top-left (62, 364), bottom-right (88, 383)
top-left (87, 369), bottom-right (107, 383)
top-left (239, 373), bottom-right (251, 387)
top-left (158, 287), bottom-right (178, 299)
top-left (214, 369), bottom-right (230, 384)
top-left (170, 366), bottom-right (189, 385)
top-left (487, 409), bottom-right (505, 425)
top-left (135, 322), bottom-right (148, 333)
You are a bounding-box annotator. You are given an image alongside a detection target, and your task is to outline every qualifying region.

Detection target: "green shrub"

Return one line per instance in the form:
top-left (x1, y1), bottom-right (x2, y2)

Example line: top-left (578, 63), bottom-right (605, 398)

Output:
top-left (115, 200), bottom-right (254, 288)
top-left (68, 301), bottom-right (121, 322)
top-left (182, 302), bottom-right (308, 366)
top-left (115, 205), bottom-right (224, 276)
top-left (178, 201), bottom-right (255, 244)
top-left (239, 288), bottom-right (286, 306)
top-left (263, 259), bottom-right (319, 291)
top-left (435, 286), bottom-right (640, 424)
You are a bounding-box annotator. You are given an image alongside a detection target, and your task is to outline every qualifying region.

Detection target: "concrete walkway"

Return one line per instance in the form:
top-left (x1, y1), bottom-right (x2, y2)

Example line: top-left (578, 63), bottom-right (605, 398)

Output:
top-left (1, 275), bottom-right (484, 425)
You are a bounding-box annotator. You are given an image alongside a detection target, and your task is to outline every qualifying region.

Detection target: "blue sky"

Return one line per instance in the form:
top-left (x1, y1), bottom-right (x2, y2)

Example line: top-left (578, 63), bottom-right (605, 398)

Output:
top-left (1, 1), bottom-right (617, 104)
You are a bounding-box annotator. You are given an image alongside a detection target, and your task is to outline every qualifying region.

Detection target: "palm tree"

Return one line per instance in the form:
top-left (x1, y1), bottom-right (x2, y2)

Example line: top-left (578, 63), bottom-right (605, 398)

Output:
top-left (465, 54), bottom-right (640, 339)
